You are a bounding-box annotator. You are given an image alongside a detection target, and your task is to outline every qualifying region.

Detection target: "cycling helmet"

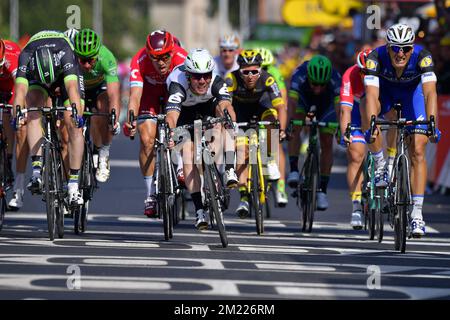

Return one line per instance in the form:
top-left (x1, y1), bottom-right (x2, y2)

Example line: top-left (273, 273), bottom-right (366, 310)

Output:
top-left (0, 39), bottom-right (5, 67)
top-left (219, 34), bottom-right (240, 50)
top-left (184, 48), bottom-right (215, 74)
top-left (386, 23), bottom-right (415, 46)
top-left (64, 28), bottom-right (79, 44)
top-left (257, 47), bottom-right (275, 67)
top-left (237, 50), bottom-right (263, 67)
top-left (146, 30), bottom-right (174, 56)
top-left (74, 28), bottom-right (101, 58)
top-left (307, 55), bottom-right (332, 85)
top-left (33, 47), bottom-right (58, 84)
top-left (356, 48), bottom-right (373, 69)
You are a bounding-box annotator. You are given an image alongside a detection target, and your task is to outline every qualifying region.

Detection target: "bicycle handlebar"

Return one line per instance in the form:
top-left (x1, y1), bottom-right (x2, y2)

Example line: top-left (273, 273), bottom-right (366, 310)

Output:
top-left (128, 110), bottom-right (135, 140)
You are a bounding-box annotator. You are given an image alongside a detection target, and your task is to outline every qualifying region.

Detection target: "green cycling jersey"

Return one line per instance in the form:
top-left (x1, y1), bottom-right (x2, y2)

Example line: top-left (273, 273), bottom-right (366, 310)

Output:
top-left (83, 45), bottom-right (119, 89)
top-left (265, 65), bottom-right (286, 90)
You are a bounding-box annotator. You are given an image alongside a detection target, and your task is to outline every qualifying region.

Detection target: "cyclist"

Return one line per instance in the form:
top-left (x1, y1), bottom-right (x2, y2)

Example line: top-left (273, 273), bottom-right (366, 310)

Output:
top-left (257, 47), bottom-right (288, 206)
top-left (72, 28), bottom-right (121, 183)
top-left (165, 48), bottom-right (238, 230)
top-left (363, 23), bottom-right (440, 237)
top-left (214, 34), bottom-right (240, 79)
top-left (125, 29), bottom-right (187, 218)
top-left (0, 38), bottom-right (25, 209)
top-left (225, 50), bottom-right (287, 217)
top-left (286, 55), bottom-right (341, 210)
top-left (13, 30), bottom-right (85, 205)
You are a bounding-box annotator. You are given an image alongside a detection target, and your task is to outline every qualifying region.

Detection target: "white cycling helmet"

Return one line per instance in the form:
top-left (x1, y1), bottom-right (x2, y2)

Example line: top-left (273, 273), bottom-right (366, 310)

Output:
top-left (184, 48), bottom-right (215, 74)
top-left (219, 34), bottom-right (240, 50)
top-left (386, 23), bottom-right (415, 46)
top-left (64, 28), bottom-right (79, 43)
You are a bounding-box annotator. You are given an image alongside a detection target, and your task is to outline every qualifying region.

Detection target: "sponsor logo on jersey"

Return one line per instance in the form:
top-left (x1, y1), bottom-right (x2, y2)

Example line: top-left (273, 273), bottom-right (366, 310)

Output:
top-left (419, 56), bottom-right (433, 68)
top-left (131, 69), bottom-right (139, 79)
top-left (63, 63), bottom-right (73, 71)
top-left (365, 59), bottom-right (377, 71)
top-left (219, 83), bottom-right (230, 96)
top-left (265, 76), bottom-right (275, 87)
top-left (168, 92), bottom-right (184, 104)
top-left (343, 81), bottom-right (350, 96)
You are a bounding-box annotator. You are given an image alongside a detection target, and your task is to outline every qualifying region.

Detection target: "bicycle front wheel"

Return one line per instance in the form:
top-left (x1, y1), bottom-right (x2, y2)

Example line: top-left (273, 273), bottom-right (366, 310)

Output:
top-left (303, 151), bottom-right (318, 233)
top-left (205, 164), bottom-right (228, 248)
top-left (395, 157), bottom-right (409, 253)
top-left (43, 146), bottom-right (57, 241)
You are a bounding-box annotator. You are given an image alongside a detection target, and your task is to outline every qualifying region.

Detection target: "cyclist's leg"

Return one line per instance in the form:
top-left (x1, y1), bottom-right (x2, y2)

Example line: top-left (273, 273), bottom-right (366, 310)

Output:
top-left (3, 113), bottom-right (15, 183)
top-left (404, 84), bottom-right (428, 235)
top-left (287, 100), bottom-right (305, 187)
top-left (234, 103), bottom-right (250, 217)
top-left (9, 120), bottom-right (29, 208)
top-left (25, 84), bottom-right (48, 192)
top-left (92, 86), bottom-right (113, 182)
top-left (60, 75), bottom-right (85, 205)
top-left (138, 118), bottom-right (157, 216)
top-left (384, 108), bottom-right (398, 177)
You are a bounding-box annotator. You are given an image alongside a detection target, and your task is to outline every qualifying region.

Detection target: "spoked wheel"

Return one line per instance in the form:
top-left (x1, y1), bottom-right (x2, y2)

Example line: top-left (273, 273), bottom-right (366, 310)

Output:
top-left (302, 152), bottom-right (318, 233)
top-left (251, 164), bottom-right (264, 235)
top-left (395, 158), bottom-right (409, 253)
top-left (205, 164), bottom-right (228, 248)
top-left (375, 190), bottom-right (385, 243)
top-left (43, 148), bottom-right (57, 241)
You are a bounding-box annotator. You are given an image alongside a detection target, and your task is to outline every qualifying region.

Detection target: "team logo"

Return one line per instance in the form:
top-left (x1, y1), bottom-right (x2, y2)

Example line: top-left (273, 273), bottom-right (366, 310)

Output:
top-left (131, 69), bottom-right (139, 79)
top-left (365, 59), bottom-right (377, 71)
top-left (265, 76), bottom-right (275, 87)
top-left (419, 56), bottom-right (433, 68)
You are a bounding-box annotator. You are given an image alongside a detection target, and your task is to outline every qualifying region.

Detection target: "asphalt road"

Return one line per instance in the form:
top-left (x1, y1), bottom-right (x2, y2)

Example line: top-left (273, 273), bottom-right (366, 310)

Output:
top-left (1, 135), bottom-right (450, 300)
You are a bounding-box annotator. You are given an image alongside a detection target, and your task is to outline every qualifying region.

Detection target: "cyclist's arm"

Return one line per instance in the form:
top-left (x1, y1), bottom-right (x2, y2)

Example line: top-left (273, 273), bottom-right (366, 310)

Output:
top-left (127, 86), bottom-right (142, 122)
top-left (422, 81), bottom-right (437, 122)
top-left (128, 53), bottom-right (144, 123)
top-left (418, 51), bottom-right (438, 122)
top-left (64, 76), bottom-right (82, 109)
top-left (363, 75), bottom-right (380, 131)
top-left (106, 82), bottom-right (121, 119)
top-left (166, 81), bottom-right (186, 129)
top-left (12, 80), bottom-right (28, 116)
top-left (212, 75), bottom-right (235, 122)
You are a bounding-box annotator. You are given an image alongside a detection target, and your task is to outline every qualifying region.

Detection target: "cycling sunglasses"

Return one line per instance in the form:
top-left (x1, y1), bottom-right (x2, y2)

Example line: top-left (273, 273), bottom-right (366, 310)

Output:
top-left (241, 69), bottom-right (260, 76)
top-left (190, 72), bottom-right (212, 80)
top-left (149, 53), bottom-right (171, 62)
top-left (79, 56), bottom-right (98, 64)
top-left (389, 45), bottom-right (413, 54)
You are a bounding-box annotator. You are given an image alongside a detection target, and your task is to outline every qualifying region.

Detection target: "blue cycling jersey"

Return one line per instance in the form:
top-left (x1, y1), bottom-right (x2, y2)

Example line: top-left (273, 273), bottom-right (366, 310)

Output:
top-left (289, 61), bottom-right (341, 123)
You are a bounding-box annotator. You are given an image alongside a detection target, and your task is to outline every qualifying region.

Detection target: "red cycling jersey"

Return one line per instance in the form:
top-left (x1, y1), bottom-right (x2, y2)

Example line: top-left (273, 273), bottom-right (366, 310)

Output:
top-left (0, 40), bottom-right (21, 105)
top-left (129, 45), bottom-right (187, 115)
top-left (340, 64), bottom-right (365, 110)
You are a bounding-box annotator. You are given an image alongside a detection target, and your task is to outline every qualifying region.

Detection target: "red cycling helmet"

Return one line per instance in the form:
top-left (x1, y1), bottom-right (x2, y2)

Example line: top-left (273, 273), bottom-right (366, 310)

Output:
top-left (0, 39), bottom-right (6, 67)
top-left (356, 48), bottom-right (373, 69)
top-left (146, 30), bottom-right (175, 56)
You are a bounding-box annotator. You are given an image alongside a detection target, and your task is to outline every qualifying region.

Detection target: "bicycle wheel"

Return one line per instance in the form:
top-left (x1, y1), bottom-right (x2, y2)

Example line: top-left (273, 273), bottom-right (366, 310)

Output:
top-left (395, 157), bottom-right (409, 253)
top-left (375, 189), bottom-right (385, 243)
top-left (264, 179), bottom-right (272, 219)
top-left (43, 146), bottom-right (57, 241)
top-left (158, 149), bottom-right (171, 241)
top-left (0, 146), bottom-right (5, 231)
top-left (54, 150), bottom-right (65, 239)
top-left (205, 164), bottom-right (228, 248)
top-left (302, 151), bottom-right (318, 233)
top-left (363, 157), bottom-right (376, 239)
top-left (251, 164), bottom-right (264, 235)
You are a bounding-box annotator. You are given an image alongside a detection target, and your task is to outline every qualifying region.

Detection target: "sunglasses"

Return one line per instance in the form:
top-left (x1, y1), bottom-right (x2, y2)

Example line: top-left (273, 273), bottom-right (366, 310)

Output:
top-left (149, 53), bottom-right (171, 62)
top-left (79, 56), bottom-right (97, 64)
top-left (221, 49), bottom-right (235, 53)
top-left (241, 69), bottom-right (260, 76)
top-left (190, 72), bottom-right (212, 80)
top-left (389, 45), bottom-right (413, 54)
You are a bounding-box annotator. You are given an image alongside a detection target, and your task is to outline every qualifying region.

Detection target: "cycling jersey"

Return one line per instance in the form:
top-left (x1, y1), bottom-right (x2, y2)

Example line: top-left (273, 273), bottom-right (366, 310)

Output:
top-left (213, 55), bottom-right (239, 79)
top-left (15, 30), bottom-right (84, 105)
top-left (225, 69), bottom-right (283, 122)
top-left (265, 65), bottom-right (286, 90)
top-left (83, 45), bottom-right (119, 89)
top-left (166, 65), bottom-right (231, 126)
top-left (364, 44), bottom-right (436, 134)
top-left (129, 45), bottom-right (187, 115)
top-left (289, 61), bottom-right (341, 126)
top-left (340, 64), bottom-right (365, 144)
top-left (0, 40), bottom-right (21, 105)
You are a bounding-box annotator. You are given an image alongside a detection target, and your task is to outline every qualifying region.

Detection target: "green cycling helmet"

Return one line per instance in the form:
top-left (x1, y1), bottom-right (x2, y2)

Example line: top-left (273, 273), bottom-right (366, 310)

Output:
top-left (307, 55), bottom-right (332, 85)
top-left (74, 28), bottom-right (101, 58)
top-left (257, 47), bottom-right (274, 68)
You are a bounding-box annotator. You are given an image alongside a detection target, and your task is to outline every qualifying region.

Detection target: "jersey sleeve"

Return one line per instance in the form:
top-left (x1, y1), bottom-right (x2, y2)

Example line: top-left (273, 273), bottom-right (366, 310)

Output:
top-left (288, 63), bottom-right (307, 101)
top-left (100, 46), bottom-right (119, 84)
top-left (364, 49), bottom-right (381, 87)
top-left (263, 73), bottom-right (283, 107)
top-left (224, 72), bottom-right (236, 97)
top-left (60, 45), bottom-right (80, 82)
top-left (129, 51), bottom-right (144, 88)
top-left (417, 48), bottom-right (437, 84)
top-left (166, 81), bottom-right (187, 113)
top-left (172, 46), bottom-right (188, 68)
top-left (340, 68), bottom-right (354, 109)
top-left (211, 76), bottom-right (232, 103)
top-left (15, 47), bottom-right (33, 86)
top-left (267, 66), bottom-right (286, 90)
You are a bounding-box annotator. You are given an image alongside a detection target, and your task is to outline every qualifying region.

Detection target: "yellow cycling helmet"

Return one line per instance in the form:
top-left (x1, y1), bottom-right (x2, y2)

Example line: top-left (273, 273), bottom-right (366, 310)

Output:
top-left (237, 49), bottom-right (263, 67)
top-left (256, 47), bottom-right (275, 67)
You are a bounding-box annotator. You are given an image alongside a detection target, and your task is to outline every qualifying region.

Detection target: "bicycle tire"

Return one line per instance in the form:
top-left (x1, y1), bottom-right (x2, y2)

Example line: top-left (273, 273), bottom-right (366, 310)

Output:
top-left (158, 148), bottom-right (171, 241)
top-left (80, 200), bottom-right (89, 232)
top-left (205, 164), bottom-right (228, 248)
top-left (251, 164), bottom-right (264, 235)
top-left (43, 146), bottom-right (56, 241)
top-left (54, 150), bottom-right (65, 239)
top-left (375, 189), bottom-right (385, 243)
top-left (302, 151), bottom-right (318, 233)
top-left (364, 156), bottom-right (376, 239)
top-left (0, 146), bottom-right (6, 231)
top-left (396, 157), bottom-right (409, 253)
top-left (265, 179), bottom-right (272, 219)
